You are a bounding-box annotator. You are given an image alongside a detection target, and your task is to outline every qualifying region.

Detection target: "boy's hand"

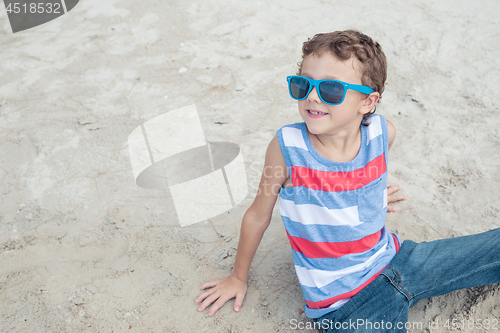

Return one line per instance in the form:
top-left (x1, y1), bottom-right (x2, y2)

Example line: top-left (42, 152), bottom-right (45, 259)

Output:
top-left (196, 273), bottom-right (248, 317)
top-left (387, 183), bottom-right (407, 212)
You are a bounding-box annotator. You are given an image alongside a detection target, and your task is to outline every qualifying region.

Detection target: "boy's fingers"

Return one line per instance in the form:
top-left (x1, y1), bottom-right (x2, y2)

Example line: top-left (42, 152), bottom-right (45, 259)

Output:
top-left (199, 292), bottom-right (220, 312)
top-left (387, 183), bottom-right (393, 188)
top-left (234, 291), bottom-right (245, 312)
top-left (387, 185), bottom-right (401, 195)
top-left (387, 194), bottom-right (407, 204)
top-left (195, 288), bottom-right (216, 303)
top-left (208, 296), bottom-right (230, 316)
top-left (199, 280), bottom-right (218, 290)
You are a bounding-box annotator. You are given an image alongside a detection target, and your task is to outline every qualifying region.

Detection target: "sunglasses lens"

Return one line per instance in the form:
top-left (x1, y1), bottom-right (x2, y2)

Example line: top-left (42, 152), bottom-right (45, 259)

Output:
top-left (289, 77), bottom-right (310, 99)
top-left (319, 81), bottom-right (344, 104)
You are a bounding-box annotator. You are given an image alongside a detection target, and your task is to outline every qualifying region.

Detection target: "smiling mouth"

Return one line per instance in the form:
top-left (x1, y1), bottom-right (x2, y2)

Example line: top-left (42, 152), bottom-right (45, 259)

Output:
top-left (307, 109), bottom-right (329, 115)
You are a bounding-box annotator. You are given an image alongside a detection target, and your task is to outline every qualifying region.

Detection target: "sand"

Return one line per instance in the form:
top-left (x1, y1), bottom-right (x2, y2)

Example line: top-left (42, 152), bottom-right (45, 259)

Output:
top-left (0, 0), bottom-right (499, 332)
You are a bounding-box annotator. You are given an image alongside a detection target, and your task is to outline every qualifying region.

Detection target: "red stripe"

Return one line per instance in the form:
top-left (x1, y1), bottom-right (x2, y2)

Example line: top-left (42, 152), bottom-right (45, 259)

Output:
top-left (305, 266), bottom-right (386, 309)
top-left (392, 234), bottom-right (400, 253)
top-left (287, 230), bottom-right (382, 258)
top-left (291, 153), bottom-right (386, 191)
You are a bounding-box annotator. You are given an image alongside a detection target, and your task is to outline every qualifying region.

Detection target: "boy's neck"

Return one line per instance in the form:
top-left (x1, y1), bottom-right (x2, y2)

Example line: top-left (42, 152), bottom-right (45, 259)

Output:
top-left (307, 119), bottom-right (363, 163)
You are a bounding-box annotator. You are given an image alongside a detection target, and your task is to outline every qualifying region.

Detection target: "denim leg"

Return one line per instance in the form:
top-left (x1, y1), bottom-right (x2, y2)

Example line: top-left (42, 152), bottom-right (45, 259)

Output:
top-left (312, 228), bottom-right (500, 332)
top-left (387, 227), bottom-right (500, 307)
top-left (313, 274), bottom-right (410, 332)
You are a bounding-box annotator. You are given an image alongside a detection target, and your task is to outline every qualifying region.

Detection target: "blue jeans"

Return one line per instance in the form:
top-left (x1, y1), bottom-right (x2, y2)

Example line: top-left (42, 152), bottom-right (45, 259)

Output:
top-left (313, 228), bottom-right (500, 332)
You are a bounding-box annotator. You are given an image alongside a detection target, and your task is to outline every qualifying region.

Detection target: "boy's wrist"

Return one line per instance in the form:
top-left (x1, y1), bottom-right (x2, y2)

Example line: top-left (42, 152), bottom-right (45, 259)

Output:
top-left (231, 270), bottom-right (248, 283)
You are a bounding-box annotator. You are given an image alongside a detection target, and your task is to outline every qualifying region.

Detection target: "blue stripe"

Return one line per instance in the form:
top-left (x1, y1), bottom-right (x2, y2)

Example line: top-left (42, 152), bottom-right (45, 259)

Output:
top-left (279, 185), bottom-right (357, 208)
top-left (279, 173), bottom-right (387, 213)
top-left (282, 215), bottom-right (385, 243)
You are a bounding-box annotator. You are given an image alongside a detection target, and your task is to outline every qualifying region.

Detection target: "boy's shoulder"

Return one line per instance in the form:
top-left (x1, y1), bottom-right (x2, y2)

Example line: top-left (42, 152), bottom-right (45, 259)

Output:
top-left (275, 122), bottom-right (309, 153)
top-left (365, 113), bottom-right (396, 150)
top-left (364, 113), bottom-right (389, 133)
top-left (366, 113), bottom-right (386, 123)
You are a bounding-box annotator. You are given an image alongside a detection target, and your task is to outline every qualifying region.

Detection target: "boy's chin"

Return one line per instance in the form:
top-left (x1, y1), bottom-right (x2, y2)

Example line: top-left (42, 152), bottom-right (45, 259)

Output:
top-left (304, 121), bottom-right (329, 135)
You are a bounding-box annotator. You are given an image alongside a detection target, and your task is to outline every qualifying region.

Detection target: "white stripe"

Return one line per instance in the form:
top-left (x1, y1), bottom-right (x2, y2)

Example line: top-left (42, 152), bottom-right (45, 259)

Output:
top-left (295, 243), bottom-right (389, 288)
top-left (279, 197), bottom-right (361, 227)
top-left (366, 115), bottom-right (382, 144)
top-left (326, 298), bottom-right (350, 309)
top-left (282, 127), bottom-right (308, 150)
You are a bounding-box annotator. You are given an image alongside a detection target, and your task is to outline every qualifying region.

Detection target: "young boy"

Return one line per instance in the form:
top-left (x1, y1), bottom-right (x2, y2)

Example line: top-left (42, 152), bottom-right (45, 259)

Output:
top-left (195, 30), bottom-right (500, 332)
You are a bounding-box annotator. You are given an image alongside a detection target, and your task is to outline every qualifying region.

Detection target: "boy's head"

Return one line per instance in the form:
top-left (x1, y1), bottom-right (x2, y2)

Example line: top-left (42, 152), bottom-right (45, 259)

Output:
top-left (297, 30), bottom-right (387, 118)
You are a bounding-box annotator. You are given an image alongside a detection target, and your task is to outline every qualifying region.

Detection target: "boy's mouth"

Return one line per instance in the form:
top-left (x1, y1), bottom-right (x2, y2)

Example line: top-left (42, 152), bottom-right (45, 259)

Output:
top-left (307, 109), bottom-right (329, 117)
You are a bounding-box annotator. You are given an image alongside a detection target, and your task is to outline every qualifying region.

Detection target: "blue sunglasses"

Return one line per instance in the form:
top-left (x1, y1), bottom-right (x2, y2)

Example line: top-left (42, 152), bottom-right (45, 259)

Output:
top-left (287, 75), bottom-right (375, 105)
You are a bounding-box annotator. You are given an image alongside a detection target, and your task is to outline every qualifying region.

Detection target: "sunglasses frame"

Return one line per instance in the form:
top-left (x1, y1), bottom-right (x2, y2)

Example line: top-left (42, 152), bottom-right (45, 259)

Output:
top-left (287, 75), bottom-right (375, 105)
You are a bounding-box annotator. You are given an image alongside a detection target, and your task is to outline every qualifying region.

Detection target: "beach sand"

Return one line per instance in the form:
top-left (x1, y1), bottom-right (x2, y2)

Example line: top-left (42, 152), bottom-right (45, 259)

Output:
top-left (0, 0), bottom-right (499, 331)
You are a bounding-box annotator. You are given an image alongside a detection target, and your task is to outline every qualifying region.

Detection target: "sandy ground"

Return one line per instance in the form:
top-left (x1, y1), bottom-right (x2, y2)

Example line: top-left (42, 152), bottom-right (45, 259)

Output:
top-left (0, 0), bottom-right (499, 332)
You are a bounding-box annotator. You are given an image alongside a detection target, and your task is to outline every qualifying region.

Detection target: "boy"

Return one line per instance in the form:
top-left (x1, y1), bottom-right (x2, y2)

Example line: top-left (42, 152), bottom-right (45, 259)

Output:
top-left (195, 30), bottom-right (499, 332)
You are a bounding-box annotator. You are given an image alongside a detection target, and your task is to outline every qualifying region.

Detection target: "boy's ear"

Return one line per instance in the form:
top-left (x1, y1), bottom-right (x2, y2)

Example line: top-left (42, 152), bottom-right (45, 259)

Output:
top-left (360, 92), bottom-right (380, 114)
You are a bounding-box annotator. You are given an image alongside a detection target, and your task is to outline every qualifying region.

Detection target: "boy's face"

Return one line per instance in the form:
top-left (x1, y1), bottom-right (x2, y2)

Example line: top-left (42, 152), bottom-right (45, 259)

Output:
top-left (298, 52), bottom-right (376, 136)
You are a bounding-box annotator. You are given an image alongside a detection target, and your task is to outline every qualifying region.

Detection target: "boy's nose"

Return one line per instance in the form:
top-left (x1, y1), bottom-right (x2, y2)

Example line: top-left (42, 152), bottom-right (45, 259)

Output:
top-left (307, 86), bottom-right (321, 103)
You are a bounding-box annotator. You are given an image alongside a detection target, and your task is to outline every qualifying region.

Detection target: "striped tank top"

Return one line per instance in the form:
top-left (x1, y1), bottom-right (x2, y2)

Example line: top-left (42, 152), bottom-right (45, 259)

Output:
top-left (276, 114), bottom-right (400, 318)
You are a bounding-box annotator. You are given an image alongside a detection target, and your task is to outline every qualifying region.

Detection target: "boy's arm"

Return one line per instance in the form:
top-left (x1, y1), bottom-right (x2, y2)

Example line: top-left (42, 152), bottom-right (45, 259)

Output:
top-left (386, 119), bottom-right (407, 211)
top-left (195, 134), bottom-right (288, 316)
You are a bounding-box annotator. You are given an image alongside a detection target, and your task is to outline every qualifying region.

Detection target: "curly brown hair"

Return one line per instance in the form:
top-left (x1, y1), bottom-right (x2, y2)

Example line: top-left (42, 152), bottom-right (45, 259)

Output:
top-left (297, 30), bottom-right (387, 123)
